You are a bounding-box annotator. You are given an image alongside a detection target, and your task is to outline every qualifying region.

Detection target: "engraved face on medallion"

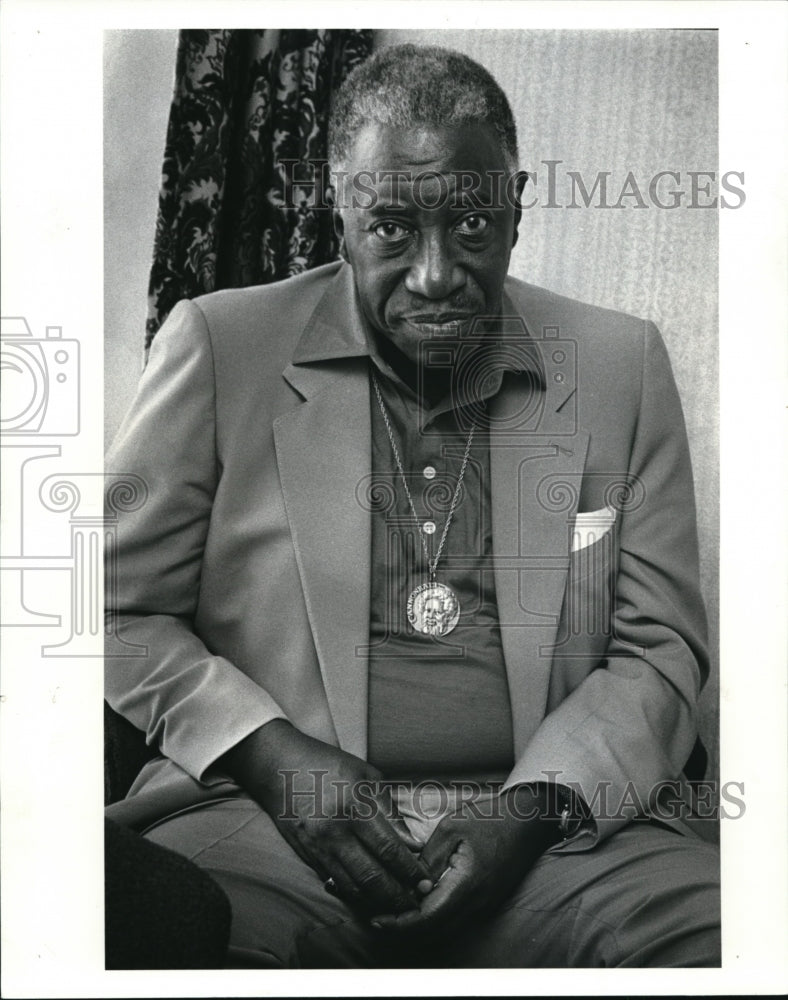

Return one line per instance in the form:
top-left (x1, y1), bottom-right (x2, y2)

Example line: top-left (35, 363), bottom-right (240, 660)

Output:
top-left (407, 582), bottom-right (460, 637)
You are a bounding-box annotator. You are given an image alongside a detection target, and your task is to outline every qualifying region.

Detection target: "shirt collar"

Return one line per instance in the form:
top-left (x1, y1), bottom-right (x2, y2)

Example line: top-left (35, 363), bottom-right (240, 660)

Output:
top-left (291, 262), bottom-right (546, 401)
top-left (291, 262), bottom-right (370, 364)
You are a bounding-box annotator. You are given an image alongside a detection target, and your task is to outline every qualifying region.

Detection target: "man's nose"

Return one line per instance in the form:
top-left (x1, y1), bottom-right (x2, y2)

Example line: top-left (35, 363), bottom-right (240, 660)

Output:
top-left (404, 231), bottom-right (466, 300)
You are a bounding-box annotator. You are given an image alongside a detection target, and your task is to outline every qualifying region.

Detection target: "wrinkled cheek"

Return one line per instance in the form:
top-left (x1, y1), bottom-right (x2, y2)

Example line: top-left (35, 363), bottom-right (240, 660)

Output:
top-left (355, 274), bottom-right (397, 328)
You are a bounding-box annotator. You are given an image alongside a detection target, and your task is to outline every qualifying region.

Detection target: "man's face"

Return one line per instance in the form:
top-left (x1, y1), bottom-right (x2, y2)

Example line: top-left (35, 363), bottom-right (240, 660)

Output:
top-left (335, 122), bottom-right (523, 366)
top-left (423, 597), bottom-right (446, 633)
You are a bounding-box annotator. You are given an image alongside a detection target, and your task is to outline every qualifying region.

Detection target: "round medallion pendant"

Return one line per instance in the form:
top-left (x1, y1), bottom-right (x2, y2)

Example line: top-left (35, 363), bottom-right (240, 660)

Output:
top-left (407, 581), bottom-right (461, 637)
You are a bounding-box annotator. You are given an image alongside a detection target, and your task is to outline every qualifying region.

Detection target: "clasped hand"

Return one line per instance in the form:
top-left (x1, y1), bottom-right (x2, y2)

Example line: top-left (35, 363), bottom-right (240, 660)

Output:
top-left (222, 719), bottom-right (433, 915)
top-left (223, 722), bottom-right (559, 935)
top-left (371, 787), bottom-right (559, 936)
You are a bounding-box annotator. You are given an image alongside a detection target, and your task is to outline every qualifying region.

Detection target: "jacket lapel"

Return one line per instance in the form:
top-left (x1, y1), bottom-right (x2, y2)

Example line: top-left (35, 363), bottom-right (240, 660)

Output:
top-left (274, 358), bottom-right (372, 757)
top-left (489, 334), bottom-right (590, 757)
top-left (272, 266), bottom-right (374, 757)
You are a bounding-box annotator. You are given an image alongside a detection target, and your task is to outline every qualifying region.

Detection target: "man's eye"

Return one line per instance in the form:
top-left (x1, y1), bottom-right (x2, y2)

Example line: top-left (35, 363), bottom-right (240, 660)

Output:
top-left (372, 221), bottom-right (409, 240)
top-left (455, 214), bottom-right (490, 236)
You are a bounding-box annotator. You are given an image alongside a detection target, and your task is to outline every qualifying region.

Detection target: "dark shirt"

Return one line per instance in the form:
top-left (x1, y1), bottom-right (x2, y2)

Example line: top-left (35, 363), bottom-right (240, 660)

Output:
top-left (365, 341), bottom-right (515, 780)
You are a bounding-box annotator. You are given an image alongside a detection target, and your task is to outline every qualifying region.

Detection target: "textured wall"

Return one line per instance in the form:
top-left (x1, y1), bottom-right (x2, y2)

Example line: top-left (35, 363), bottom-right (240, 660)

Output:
top-left (104, 30), bottom-right (179, 444)
top-left (105, 28), bottom-right (719, 780)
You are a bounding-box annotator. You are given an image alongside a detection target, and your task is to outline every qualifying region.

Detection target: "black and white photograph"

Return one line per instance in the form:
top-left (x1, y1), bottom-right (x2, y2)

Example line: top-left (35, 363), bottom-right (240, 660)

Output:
top-left (1, 2), bottom-right (786, 996)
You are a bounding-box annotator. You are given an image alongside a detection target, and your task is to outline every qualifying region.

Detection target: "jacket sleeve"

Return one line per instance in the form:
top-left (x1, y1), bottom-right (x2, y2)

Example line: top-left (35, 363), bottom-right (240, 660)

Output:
top-left (503, 321), bottom-right (708, 846)
top-left (105, 299), bottom-right (288, 781)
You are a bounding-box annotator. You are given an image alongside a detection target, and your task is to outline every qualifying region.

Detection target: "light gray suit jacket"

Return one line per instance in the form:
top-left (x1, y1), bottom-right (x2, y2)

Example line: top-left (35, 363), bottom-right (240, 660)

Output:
top-left (105, 261), bottom-right (708, 843)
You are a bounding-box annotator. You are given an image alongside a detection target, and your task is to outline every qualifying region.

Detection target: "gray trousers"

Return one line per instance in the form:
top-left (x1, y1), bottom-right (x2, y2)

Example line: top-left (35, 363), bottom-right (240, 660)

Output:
top-left (143, 795), bottom-right (721, 968)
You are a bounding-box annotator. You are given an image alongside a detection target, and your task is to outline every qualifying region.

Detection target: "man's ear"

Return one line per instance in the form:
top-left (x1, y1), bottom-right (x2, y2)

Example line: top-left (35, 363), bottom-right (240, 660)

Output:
top-left (511, 171), bottom-right (529, 249)
top-left (333, 210), bottom-right (349, 262)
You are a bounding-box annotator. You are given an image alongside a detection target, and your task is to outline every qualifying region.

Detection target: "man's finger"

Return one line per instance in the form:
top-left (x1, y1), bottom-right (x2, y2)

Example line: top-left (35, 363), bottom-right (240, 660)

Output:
top-left (370, 854), bottom-right (466, 932)
top-left (329, 834), bottom-right (422, 914)
top-left (374, 783), bottom-right (428, 852)
top-left (353, 810), bottom-right (434, 892)
top-left (389, 815), bottom-right (423, 852)
top-left (419, 819), bottom-right (461, 881)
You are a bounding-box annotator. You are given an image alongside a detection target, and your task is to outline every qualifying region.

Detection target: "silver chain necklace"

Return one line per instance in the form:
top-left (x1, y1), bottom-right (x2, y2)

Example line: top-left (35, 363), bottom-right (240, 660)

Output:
top-left (371, 368), bottom-right (475, 637)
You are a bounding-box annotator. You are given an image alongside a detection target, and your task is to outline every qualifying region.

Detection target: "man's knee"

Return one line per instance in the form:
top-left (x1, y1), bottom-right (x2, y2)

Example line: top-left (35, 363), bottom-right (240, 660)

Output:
top-left (598, 823), bottom-right (721, 967)
top-left (450, 821), bottom-right (721, 968)
top-left (143, 798), bottom-right (371, 967)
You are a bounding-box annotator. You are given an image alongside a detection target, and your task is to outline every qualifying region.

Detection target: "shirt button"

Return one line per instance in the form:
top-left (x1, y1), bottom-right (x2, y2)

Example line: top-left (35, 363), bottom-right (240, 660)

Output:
top-left (423, 521), bottom-right (436, 534)
top-left (423, 465), bottom-right (437, 480)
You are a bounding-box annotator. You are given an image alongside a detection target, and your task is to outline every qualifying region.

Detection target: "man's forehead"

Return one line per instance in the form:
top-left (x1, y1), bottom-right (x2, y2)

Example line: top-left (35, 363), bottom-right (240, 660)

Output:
top-left (337, 121), bottom-right (512, 211)
top-left (344, 121), bottom-right (510, 179)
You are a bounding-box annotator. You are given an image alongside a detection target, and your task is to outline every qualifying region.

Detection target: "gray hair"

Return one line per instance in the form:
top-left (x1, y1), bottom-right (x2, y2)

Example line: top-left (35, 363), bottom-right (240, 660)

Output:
top-left (328, 44), bottom-right (519, 175)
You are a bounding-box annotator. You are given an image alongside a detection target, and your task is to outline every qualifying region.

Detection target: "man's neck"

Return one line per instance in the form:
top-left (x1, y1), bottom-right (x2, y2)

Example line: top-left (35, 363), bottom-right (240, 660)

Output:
top-left (373, 331), bottom-right (452, 409)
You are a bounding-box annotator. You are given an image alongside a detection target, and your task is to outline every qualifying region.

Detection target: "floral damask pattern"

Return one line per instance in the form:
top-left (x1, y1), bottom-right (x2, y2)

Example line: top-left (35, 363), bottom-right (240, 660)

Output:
top-left (146, 29), bottom-right (371, 351)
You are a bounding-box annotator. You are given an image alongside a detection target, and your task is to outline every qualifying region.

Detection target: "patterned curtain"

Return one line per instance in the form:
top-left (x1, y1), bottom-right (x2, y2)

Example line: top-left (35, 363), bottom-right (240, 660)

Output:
top-left (145, 28), bottom-right (372, 352)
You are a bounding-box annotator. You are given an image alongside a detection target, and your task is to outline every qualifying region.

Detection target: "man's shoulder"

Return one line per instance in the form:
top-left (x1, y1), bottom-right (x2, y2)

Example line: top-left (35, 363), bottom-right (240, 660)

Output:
top-left (504, 275), bottom-right (654, 358)
top-left (157, 262), bottom-right (347, 379)
top-left (191, 261), bottom-right (343, 336)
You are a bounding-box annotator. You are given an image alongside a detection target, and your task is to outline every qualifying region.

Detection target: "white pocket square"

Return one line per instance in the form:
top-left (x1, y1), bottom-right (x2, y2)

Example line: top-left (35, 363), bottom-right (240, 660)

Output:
top-left (571, 505), bottom-right (617, 552)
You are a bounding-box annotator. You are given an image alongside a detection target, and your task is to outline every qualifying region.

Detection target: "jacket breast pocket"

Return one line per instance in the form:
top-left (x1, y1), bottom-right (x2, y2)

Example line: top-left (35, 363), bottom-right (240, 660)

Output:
top-left (558, 507), bottom-right (619, 644)
top-left (543, 509), bottom-right (621, 701)
top-left (571, 505), bottom-right (616, 555)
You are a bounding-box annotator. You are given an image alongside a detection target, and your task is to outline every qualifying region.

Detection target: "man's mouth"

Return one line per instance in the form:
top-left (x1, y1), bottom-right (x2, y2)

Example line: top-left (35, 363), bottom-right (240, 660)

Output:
top-left (403, 313), bottom-right (475, 335)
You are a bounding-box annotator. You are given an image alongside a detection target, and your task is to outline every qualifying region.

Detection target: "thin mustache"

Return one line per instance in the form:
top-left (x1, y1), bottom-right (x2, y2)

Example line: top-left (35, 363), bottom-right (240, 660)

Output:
top-left (405, 313), bottom-right (474, 323)
top-left (402, 300), bottom-right (480, 321)
top-left (403, 295), bottom-right (480, 312)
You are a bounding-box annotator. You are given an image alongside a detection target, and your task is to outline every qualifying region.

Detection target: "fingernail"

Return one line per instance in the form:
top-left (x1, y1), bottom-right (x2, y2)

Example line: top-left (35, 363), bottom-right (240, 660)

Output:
top-left (370, 920), bottom-right (382, 930)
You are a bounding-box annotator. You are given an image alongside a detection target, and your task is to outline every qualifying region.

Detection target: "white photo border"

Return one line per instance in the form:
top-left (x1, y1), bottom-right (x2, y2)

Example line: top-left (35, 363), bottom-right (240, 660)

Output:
top-left (1, 1), bottom-right (786, 996)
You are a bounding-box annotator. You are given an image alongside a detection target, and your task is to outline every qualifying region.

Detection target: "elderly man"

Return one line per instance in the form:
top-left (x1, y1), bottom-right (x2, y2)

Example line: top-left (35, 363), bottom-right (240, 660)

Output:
top-left (105, 44), bottom-right (720, 967)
